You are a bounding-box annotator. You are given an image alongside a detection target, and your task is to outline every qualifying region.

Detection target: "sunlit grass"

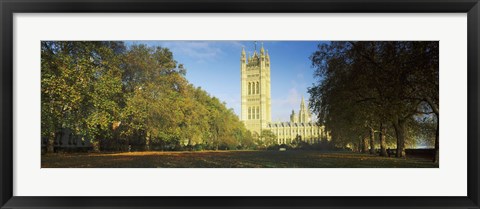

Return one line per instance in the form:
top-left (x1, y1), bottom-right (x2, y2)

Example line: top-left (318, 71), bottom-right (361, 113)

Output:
top-left (41, 150), bottom-right (437, 168)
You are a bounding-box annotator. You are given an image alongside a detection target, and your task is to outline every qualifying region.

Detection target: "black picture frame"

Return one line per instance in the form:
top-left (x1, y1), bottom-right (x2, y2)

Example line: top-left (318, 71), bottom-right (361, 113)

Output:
top-left (1, 0), bottom-right (479, 208)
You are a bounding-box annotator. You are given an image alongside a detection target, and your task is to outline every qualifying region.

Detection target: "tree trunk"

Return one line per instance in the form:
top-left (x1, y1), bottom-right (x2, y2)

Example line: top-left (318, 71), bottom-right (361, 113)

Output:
top-left (425, 97), bottom-right (439, 164)
top-left (356, 139), bottom-right (363, 152)
top-left (92, 139), bottom-right (100, 152)
top-left (393, 118), bottom-right (406, 158)
top-left (433, 116), bottom-right (439, 164)
top-left (47, 132), bottom-right (55, 153)
top-left (379, 123), bottom-right (388, 157)
top-left (145, 132), bottom-right (151, 151)
top-left (362, 135), bottom-right (369, 153)
top-left (369, 128), bottom-right (375, 154)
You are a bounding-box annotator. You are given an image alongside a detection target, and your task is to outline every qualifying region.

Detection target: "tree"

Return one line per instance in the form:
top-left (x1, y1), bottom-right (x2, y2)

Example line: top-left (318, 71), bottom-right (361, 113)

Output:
top-left (121, 45), bottom-right (189, 150)
top-left (309, 41), bottom-right (439, 158)
top-left (260, 130), bottom-right (277, 148)
top-left (41, 41), bottom-right (125, 152)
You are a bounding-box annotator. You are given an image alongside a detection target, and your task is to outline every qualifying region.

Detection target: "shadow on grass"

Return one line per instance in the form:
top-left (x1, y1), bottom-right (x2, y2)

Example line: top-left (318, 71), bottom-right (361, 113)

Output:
top-left (41, 150), bottom-right (438, 168)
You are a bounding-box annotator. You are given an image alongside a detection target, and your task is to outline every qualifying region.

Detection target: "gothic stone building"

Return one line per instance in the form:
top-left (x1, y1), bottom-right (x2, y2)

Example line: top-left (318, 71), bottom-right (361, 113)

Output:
top-left (240, 44), bottom-right (329, 144)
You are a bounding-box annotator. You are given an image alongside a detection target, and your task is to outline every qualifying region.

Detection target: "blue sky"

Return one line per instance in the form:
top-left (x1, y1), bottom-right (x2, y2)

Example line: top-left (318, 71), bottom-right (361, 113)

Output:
top-left (125, 41), bottom-right (323, 122)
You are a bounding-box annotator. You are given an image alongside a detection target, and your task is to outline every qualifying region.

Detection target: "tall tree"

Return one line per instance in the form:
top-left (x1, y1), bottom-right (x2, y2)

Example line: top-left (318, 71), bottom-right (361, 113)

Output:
top-left (41, 41), bottom-right (125, 152)
top-left (309, 41), bottom-right (439, 158)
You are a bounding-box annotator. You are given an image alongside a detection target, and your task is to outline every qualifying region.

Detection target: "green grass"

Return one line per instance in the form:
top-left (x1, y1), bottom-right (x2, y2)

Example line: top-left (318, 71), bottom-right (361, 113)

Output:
top-left (41, 150), bottom-right (438, 168)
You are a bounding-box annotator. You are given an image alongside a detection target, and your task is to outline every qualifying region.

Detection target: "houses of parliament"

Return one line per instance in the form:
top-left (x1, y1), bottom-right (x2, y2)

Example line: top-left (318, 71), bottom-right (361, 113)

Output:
top-left (240, 44), bottom-right (329, 144)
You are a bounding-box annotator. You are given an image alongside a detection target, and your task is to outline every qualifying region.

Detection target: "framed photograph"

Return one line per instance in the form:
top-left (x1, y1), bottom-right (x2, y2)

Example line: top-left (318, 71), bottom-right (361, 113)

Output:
top-left (1, 0), bottom-right (479, 208)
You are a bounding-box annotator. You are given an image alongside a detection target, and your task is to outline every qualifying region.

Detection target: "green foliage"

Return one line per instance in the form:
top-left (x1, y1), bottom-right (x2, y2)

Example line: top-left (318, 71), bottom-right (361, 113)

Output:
top-left (309, 41), bottom-right (439, 154)
top-left (258, 130), bottom-right (277, 148)
top-left (41, 41), bottom-right (252, 152)
top-left (41, 41), bottom-right (125, 151)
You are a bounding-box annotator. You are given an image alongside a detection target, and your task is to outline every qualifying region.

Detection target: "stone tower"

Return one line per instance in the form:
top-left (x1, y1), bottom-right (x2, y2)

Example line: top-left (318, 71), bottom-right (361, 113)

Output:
top-left (290, 110), bottom-right (298, 123)
top-left (298, 96), bottom-right (311, 123)
top-left (241, 42), bottom-right (271, 135)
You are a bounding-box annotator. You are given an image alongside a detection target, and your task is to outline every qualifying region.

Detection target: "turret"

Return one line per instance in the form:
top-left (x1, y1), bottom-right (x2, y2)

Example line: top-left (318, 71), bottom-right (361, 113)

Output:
top-left (260, 42), bottom-right (265, 55)
top-left (252, 41), bottom-right (258, 58)
top-left (241, 47), bottom-right (247, 67)
top-left (300, 95), bottom-right (306, 111)
top-left (265, 50), bottom-right (270, 69)
top-left (298, 96), bottom-right (311, 123)
top-left (290, 110), bottom-right (297, 123)
top-left (241, 47), bottom-right (246, 63)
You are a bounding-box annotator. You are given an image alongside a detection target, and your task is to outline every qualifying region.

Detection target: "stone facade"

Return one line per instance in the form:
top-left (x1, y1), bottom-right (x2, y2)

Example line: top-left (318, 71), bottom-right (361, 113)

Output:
top-left (240, 44), bottom-right (329, 144)
top-left (267, 96), bottom-right (328, 144)
top-left (240, 43), bottom-right (271, 135)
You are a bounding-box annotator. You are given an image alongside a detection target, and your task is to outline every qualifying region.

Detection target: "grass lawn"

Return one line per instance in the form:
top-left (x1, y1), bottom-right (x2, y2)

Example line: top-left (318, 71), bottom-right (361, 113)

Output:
top-left (41, 150), bottom-right (438, 168)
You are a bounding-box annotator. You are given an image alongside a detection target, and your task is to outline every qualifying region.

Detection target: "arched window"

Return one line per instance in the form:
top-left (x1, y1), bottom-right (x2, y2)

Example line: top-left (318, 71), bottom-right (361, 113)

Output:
top-left (248, 82), bottom-right (252, 95)
top-left (256, 82), bottom-right (260, 94)
top-left (251, 107), bottom-right (254, 119)
top-left (256, 106), bottom-right (260, 119)
top-left (248, 107), bottom-right (251, 119)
